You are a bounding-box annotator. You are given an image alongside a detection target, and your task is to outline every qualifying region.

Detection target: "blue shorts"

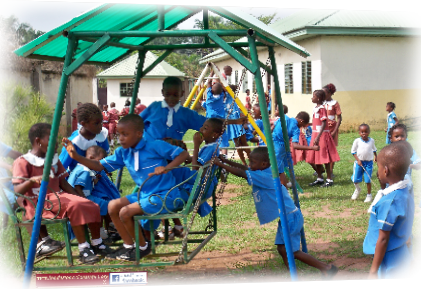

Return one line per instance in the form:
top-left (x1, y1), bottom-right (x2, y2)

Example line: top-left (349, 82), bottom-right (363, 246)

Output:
top-left (378, 245), bottom-right (412, 279)
top-left (351, 160), bottom-right (373, 184)
top-left (274, 209), bottom-right (303, 252)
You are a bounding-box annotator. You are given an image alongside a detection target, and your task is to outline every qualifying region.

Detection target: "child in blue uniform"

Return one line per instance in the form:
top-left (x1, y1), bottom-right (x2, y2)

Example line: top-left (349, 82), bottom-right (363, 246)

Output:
top-left (140, 76), bottom-right (207, 141)
top-left (62, 114), bottom-right (190, 262)
top-left (388, 123), bottom-right (421, 278)
top-left (385, 102), bottom-right (398, 144)
top-left (67, 145), bottom-right (120, 242)
top-left (252, 104), bottom-right (266, 147)
top-left (364, 141), bottom-right (414, 279)
top-left (214, 147), bottom-right (338, 278)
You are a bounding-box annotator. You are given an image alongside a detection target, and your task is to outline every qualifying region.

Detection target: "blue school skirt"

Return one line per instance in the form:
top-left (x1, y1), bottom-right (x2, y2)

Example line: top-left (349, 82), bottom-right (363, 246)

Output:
top-left (227, 124), bottom-right (245, 141)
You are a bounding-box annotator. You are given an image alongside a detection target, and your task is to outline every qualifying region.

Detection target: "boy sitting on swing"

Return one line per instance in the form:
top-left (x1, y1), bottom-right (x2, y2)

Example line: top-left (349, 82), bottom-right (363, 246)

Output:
top-left (62, 114), bottom-right (190, 262)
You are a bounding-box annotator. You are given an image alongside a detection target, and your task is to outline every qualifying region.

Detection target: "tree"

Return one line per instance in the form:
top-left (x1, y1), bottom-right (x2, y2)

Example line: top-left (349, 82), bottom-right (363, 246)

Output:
top-left (0, 15), bottom-right (45, 46)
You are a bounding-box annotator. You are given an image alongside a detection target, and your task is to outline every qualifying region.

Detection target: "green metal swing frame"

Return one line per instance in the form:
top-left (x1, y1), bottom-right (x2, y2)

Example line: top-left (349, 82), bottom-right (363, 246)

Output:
top-left (13, 4), bottom-right (311, 284)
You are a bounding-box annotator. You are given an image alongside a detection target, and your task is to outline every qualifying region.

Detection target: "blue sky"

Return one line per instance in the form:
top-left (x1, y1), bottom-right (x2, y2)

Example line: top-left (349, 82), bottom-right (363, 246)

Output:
top-left (0, 0), bottom-right (301, 32)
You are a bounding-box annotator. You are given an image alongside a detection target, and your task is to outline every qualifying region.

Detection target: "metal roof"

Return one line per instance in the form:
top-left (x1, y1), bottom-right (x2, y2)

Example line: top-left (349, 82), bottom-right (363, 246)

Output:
top-left (97, 51), bottom-right (185, 79)
top-left (14, 4), bottom-right (310, 65)
top-left (271, 9), bottom-right (420, 38)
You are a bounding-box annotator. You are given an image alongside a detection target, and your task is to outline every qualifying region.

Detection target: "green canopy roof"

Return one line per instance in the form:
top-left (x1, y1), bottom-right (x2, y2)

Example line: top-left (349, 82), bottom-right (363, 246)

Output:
top-left (14, 4), bottom-right (310, 65)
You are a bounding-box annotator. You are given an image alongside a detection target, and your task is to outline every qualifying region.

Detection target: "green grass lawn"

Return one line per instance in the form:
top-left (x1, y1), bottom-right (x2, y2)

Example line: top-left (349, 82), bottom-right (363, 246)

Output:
top-left (1, 129), bottom-right (420, 280)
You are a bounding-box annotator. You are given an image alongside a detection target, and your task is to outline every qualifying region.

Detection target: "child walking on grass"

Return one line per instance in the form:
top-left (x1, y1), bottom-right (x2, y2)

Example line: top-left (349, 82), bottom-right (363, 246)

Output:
top-left (350, 124), bottom-right (377, 203)
top-left (364, 141), bottom-right (414, 279)
top-left (385, 102), bottom-right (398, 144)
top-left (13, 123), bottom-right (113, 264)
top-left (214, 147), bottom-right (338, 278)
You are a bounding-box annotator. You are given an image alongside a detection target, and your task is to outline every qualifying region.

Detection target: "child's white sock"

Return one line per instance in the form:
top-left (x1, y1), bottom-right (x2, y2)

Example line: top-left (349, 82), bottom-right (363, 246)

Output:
top-left (100, 227), bottom-right (109, 239)
top-left (317, 177), bottom-right (324, 182)
top-left (326, 179), bottom-right (333, 183)
top-left (91, 238), bottom-right (103, 246)
top-left (138, 242), bottom-right (148, 251)
top-left (174, 225), bottom-right (183, 230)
top-left (354, 183), bottom-right (361, 191)
top-left (123, 243), bottom-right (134, 249)
top-left (78, 242), bottom-right (90, 252)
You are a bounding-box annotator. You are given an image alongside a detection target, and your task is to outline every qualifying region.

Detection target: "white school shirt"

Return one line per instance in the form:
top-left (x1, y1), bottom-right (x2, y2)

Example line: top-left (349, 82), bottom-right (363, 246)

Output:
top-left (351, 137), bottom-right (377, 161)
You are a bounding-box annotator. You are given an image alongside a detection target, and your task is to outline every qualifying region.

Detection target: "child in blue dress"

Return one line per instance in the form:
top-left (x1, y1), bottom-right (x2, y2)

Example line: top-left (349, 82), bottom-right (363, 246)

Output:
top-left (364, 141), bottom-right (414, 279)
top-left (214, 147), bottom-right (338, 278)
top-left (382, 123), bottom-right (421, 278)
top-left (140, 76), bottom-right (207, 141)
top-left (67, 145), bottom-right (120, 243)
top-left (385, 102), bottom-right (399, 144)
top-left (62, 114), bottom-right (190, 262)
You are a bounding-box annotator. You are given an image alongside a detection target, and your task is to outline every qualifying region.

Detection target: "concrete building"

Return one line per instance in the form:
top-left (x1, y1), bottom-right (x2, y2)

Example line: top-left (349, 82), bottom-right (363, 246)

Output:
top-left (200, 9), bottom-right (421, 130)
top-left (96, 51), bottom-right (186, 110)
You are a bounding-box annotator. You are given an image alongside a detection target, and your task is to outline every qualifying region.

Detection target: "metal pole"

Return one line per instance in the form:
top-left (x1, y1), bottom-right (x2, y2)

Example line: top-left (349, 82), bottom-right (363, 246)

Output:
top-left (183, 64), bottom-right (209, 107)
top-left (268, 46), bottom-right (307, 253)
top-left (129, 50), bottom-right (146, 114)
top-left (23, 36), bottom-right (78, 288)
top-left (248, 34), bottom-right (298, 280)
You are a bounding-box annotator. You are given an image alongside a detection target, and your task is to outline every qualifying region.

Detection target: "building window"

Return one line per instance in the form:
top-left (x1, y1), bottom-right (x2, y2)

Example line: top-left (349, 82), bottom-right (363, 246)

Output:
top-left (302, 61), bottom-right (312, 94)
top-left (120, 82), bottom-right (133, 97)
top-left (284, 63), bottom-right (293, 94)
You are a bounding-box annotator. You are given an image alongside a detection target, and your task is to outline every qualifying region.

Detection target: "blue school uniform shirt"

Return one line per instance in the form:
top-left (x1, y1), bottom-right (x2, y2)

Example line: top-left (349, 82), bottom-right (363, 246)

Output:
top-left (59, 128), bottom-right (110, 172)
top-left (363, 185), bottom-right (414, 255)
top-left (285, 115), bottom-right (300, 143)
top-left (272, 118), bottom-right (285, 146)
top-left (255, 119), bottom-right (265, 146)
top-left (100, 138), bottom-right (184, 198)
top-left (205, 88), bottom-right (225, 119)
top-left (67, 164), bottom-right (95, 197)
top-left (386, 112), bottom-right (397, 144)
top-left (140, 101), bottom-right (206, 141)
top-left (304, 126), bottom-right (312, 146)
top-left (246, 167), bottom-right (297, 225)
top-left (224, 93), bottom-right (241, 120)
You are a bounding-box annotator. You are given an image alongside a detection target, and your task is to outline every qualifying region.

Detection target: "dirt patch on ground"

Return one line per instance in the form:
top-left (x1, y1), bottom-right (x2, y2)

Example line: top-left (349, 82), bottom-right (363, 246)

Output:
top-left (215, 184), bottom-right (243, 205)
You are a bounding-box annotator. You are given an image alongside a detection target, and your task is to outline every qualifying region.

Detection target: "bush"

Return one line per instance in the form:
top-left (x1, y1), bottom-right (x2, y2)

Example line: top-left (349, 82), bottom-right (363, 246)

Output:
top-left (0, 84), bottom-right (54, 153)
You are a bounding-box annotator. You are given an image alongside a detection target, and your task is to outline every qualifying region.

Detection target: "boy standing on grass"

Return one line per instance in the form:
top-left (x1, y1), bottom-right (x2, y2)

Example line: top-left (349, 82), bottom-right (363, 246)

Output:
top-left (214, 147), bottom-right (338, 278)
top-left (350, 124), bottom-right (377, 202)
top-left (364, 141), bottom-right (414, 279)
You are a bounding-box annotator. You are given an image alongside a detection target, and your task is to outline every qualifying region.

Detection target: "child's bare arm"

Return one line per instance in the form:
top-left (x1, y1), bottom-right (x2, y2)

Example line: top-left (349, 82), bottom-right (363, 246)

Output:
top-left (313, 120), bottom-right (325, 146)
top-left (369, 229), bottom-right (390, 279)
top-left (13, 176), bottom-right (42, 195)
top-left (373, 152), bottom-right (378, 163)
top-left (62, 138), bottom-right (105, 171)
top-left (59, 178), bottom-right (82, 197)
top-left (394, 117), bottom-right (399, 125)
top-left (150, 151), bottom-right (190, 176)
top-left (353, 154), bottom-right (363, 167)
top-left (292, 143), bottom-right (319, 151)
top-left (219, 155), bottom-right (248, 170)
top-left (73, 185), bottom-right (86, 198)
top-left (214, 159), bottom-right (247, 179)
top-left (191, 132), bottom-right (203, 170)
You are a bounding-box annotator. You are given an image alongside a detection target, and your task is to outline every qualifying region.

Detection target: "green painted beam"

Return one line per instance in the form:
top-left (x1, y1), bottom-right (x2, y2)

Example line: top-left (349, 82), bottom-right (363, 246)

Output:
top-left (203, 8), bottom-right (209, 45)
top-left (208, 31), bottom-right (257, 73)
top-left (235, 47), bottom-right (272, 74)
top-left (142, 50), bottom-right (173, 76)
top-left (144, 42), bottom-right (266, 50)
top-left (69, 30), bottom-right (248, 38)
top-left (64, 34), bottom-right (111, 76)
top-left (158, 5), bottom-right (165, 31)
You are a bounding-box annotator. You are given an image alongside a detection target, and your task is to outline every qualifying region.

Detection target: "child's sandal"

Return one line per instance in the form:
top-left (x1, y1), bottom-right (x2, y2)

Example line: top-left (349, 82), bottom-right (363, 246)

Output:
top-left (322, 264), bottom-right (338, 281)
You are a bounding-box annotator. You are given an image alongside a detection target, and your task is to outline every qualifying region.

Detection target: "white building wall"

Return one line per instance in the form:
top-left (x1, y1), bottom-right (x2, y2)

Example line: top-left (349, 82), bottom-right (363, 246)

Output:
top-left (106, 78), bottom-right (165, 110)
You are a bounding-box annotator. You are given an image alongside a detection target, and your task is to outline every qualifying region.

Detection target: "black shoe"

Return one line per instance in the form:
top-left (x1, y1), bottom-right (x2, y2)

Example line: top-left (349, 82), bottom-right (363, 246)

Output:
top-left (108, 243), bottom-right (151, 262)
top-left (309, 179), bottom-right (324, 186)
top-left (106, 246), bottom-right (132, 261)
top-left (325, 264), bottom-right (338, 279)
top-left (79, 247), bottom-right (99, 264)
top-left (320, 181), bottom-right (334, 188)
top-left (92, 242), bottom-right (115, 256)
top-left (103, 232), bottom-right (122, 245)
top-left (35, 238), bottom-right (65, 259)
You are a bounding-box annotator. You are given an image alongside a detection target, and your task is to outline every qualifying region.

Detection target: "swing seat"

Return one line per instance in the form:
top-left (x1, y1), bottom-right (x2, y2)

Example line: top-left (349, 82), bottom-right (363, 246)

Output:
top-left (131, 164), bottom-right (222, 266)
top-left (0, 182), bottom-right (77, 271)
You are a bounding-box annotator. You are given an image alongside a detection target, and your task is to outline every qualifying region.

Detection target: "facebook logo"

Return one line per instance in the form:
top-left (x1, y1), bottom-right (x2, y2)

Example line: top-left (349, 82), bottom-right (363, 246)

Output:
top-left (109, 272), bottom-right (147, 285)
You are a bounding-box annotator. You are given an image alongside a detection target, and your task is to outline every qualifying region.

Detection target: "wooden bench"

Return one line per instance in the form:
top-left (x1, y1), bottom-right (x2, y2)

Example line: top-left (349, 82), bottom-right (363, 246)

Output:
top-left (399, 116), bottom-right (421, 129)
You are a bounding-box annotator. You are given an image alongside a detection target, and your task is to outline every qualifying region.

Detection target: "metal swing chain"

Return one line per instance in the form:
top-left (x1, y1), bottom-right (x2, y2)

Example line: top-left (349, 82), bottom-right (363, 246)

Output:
top-left (175, 64), bottom-right (247, 263)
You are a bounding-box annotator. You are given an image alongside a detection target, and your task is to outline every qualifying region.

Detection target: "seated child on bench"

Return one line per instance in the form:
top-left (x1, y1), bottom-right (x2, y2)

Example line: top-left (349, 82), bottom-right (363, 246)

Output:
top-left (67, 145), bottom-right (119, 243)
top-left (13, 123), bottom-right (113, 264)
top-left (62, 114), bottom-right (190, 262)
top-left (214, 147), bottom-right (338, 278)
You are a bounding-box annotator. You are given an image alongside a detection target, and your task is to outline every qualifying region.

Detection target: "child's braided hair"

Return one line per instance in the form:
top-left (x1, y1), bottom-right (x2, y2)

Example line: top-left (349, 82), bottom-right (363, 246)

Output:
top-left (387, 102), bottom-right (396, 110)
top-left (388, 123), bottom-right (408, 140)
top-left (77, 103), bottom-right (102, 124)
top-left (323, 83), bottom-right (336, 95)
